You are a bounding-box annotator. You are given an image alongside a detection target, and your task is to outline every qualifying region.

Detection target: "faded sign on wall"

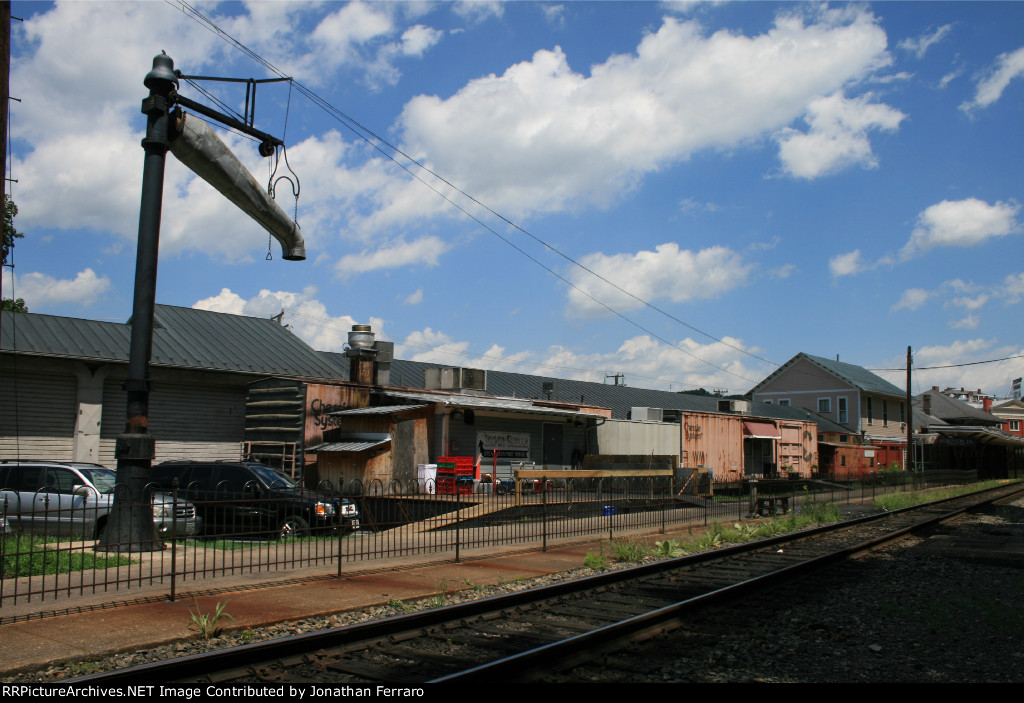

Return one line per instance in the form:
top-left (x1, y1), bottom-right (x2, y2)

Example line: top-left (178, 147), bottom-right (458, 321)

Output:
top-left (477, 431), bottom-right (530, 460)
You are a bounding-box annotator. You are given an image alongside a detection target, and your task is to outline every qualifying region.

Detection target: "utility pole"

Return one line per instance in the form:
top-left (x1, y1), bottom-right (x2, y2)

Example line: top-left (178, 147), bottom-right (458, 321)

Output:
top-left (2, 1), bottom-right (9, 170)
top-left (906, 345), bottom-right (914, 472)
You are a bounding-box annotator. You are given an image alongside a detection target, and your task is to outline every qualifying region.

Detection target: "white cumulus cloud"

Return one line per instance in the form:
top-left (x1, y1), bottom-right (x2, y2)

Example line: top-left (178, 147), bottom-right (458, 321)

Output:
top-left (904, 339), bottom-right (1024, 394)
top-left (774, 92), bottom-right (905, 179)
top-left (194, 286), bottom-right (383, 353)
top-left (393, 6), bottom-right (891, 220)
top-left (1003, 272), bottom-right (1024, 304)
top-left (892, 288), bottom-right (931, 311)
top-left (829, 250), bottom-right (864, 278)
top-left (565, 243), bottom-right (751, 318)
top-left (2, 268), bottom-right (111, 309)
top-left (901, 198), bottom-right (1021, 259)
top-left (335, 236), bottom-right (451, 279)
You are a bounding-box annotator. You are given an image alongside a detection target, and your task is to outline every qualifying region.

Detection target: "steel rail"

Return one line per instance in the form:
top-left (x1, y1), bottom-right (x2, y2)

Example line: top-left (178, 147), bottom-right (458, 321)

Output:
top-left (72, 482), bottom-right (1023, 685)
top-left (432, 485), bottom-right (1021, 682)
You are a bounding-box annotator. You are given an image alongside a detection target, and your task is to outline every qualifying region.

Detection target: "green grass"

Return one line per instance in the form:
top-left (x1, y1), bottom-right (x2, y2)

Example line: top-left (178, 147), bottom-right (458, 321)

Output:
top-left (583, 551), bottom-right (607, 570)
top-left (189, 534), bottom-right (334, 550)
top-left (660, 499), bottom-right (843, 557)
top-left (610, 538), bottom-right (652, 563)
top-left (1, 535), bottom-right (136, 578)
top-left (873, 480), bottom-right (1006, 511)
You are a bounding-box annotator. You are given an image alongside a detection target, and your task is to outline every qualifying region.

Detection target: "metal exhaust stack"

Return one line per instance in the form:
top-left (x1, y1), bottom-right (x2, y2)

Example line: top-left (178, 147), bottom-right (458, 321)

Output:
top-left (168, 111), bottom-right (305, 261)
top-left (346, 324), bottom-right (377, 386)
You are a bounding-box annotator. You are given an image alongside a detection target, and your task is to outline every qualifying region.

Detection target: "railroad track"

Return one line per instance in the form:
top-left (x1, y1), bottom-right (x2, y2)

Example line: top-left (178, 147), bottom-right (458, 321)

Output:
top-left (73, 483), bottom-right (1024, 685)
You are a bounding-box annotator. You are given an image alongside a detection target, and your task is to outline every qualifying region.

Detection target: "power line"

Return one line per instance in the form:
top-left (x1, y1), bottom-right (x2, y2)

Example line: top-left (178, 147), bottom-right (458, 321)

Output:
top-left (246, 300), bottom-right (749, 392)
top-left (869, 352), bottom-right (1024, 372)
top-left (166, 1), bottom-right (771, 382)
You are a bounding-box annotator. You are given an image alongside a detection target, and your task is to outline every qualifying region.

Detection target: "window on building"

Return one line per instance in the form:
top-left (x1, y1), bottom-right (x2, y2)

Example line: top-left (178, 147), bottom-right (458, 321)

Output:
top-left (883, 399), bottom-right (888, 427)
top-left (1012, 420), bottom-right (1021, 432)
top-left (867, 397), bottom-right (873, 425)
top-left (838, 397), bottom-right (848, 424)
top-left (764, 399), bottom-right (772, 404)
top-left (778, 399), bottom-right (790, 406)
top-left (818, 398), bottom-right (831, 413)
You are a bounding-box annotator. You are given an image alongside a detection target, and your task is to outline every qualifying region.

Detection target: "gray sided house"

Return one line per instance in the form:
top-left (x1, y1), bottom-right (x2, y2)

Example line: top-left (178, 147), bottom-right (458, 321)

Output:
top-left (748, 353), bottom-right (907, 443)
top-left (0, 306), bottom-right (342, 466)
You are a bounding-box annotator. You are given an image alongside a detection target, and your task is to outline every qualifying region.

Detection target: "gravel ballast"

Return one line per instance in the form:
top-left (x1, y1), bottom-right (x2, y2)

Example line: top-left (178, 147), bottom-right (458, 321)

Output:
top-left (4, 494), bottom-right (1023, 684)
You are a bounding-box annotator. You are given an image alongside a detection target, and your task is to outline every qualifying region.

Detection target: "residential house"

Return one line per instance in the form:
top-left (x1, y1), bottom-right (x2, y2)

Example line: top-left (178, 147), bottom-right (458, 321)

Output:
top-left (990, 399), bottom-right (1024, 439)
top-left (748, 353), bottom-right (907, 444)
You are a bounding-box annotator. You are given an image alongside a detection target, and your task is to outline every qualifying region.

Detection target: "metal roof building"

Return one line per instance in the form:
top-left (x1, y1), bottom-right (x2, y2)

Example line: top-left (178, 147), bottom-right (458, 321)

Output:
top-left (1, 306), bottom-right (345, 465)
top-left (2, 306), bottom-right (343, 380)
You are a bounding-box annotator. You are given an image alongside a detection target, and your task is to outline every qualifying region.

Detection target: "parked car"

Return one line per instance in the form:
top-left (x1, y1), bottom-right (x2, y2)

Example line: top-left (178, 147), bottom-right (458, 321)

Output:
top-left (0, 460), bottom-right (201, 539)
top-left (149, 460), bottom-right (360, 539)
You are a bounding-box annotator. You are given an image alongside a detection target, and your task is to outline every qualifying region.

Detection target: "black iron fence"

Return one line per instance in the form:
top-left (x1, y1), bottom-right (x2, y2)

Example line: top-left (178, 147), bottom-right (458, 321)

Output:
top-left (0, 468), bottom-right (995, 610)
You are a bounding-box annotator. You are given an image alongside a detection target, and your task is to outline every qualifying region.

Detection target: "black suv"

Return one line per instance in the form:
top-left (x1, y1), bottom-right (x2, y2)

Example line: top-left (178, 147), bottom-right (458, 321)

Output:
top-left (150, 461), bottom-right (359, 539)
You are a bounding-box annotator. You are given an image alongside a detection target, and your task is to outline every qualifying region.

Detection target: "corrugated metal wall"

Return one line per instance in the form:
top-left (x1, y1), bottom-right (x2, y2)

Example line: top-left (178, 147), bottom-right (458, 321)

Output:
top-left (0, 368), bottom-right (77, 460)
top-left (100, 377), bottom-right (245, 464)
top-left (591, 418), bottom-right (680, 456)
top-left (681, 413), bottom-right (745, 478)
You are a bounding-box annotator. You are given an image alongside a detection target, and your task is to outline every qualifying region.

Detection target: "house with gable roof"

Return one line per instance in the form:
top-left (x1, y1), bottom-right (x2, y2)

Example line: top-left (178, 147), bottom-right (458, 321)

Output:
top-left (989, 398), bottom-right (1024, 439)
top-left (748, 353), bottom-right (907, 445)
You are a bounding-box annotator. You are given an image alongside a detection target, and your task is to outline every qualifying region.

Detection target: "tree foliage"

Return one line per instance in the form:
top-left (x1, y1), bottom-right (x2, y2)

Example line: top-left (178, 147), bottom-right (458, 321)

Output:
top-left (2, 195), bottom-right (27, 312)
top-left (2, 195), bottom-right (21, 264)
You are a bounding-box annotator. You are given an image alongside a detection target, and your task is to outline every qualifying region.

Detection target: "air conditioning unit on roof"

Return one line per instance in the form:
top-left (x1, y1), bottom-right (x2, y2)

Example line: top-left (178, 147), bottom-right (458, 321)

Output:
top-left (424, 367), bottom-right (488, 393)
top-left (718, 399), bottom-right (750, 414)
top-left (631, 407), bottom-right (664, 422)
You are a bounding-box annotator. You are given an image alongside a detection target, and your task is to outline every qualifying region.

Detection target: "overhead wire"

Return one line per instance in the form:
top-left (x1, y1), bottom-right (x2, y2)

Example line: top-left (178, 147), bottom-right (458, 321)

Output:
top-left (249, 302), bottom-right (750, 392)
top-left (165, 0), bottom-right (769, 384)
top-left (869, 352), bottom-right (1024, 372)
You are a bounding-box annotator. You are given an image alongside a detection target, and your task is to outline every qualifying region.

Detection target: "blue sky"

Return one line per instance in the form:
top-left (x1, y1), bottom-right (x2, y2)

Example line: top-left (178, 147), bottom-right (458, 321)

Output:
top-left (4, 1), bottom-right (1023, 398)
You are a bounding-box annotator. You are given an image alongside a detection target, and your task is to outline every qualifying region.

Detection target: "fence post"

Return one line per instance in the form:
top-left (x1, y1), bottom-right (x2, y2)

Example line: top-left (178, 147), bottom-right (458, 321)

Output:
top-left (169, 478), bottom-right (178, 602)
top-left (660, 477), bottom-right (666, 534)
top-left (454, 480), bottom-right (461, 564)
top-left (542, 475), bottom-right (548, 552)
top-left (607, 478), bottom-right (613, 542)
top-left (336, 483), bottom-right (344, 580)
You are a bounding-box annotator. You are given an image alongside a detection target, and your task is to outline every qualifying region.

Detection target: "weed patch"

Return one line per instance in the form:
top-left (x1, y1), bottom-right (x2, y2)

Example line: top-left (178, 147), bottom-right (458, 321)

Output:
top-left (429, 579), bottom-right (449, 608)
top-left (610, 538), bottom-right (651, 563)
top-left (188, 600), bottom-right (235, 640)
top-left (583, 551), bottom-right (607, 571)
